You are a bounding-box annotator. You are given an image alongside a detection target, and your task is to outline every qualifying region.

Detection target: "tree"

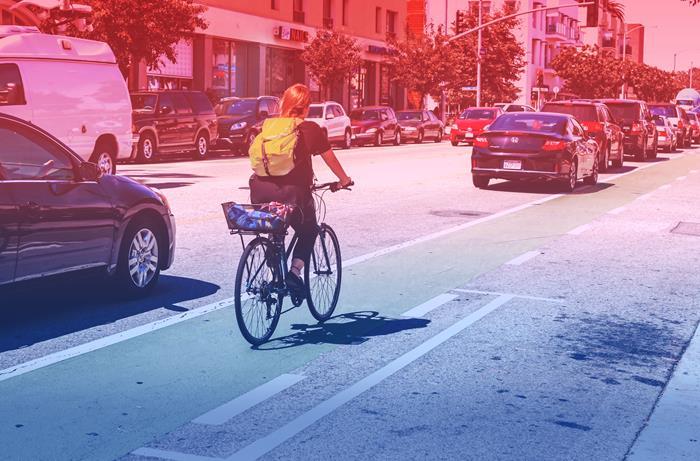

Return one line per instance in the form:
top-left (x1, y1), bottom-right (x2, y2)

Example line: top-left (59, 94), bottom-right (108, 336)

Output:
top-left (386, 25), bottom-right (464, 108)
top-left (47, 0), bottom-right (207, 79)
top-left (301, 30), bottom-right (362, 101)
top-left (550, 45), bottom-right (624, 98)
top-left (451, 4), bottom-right (526, 106)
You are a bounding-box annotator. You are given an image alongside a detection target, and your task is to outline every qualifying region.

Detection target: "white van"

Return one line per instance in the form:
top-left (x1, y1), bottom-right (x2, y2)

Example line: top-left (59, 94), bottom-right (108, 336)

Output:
top-left (0, 26), bottom-right (131, 174)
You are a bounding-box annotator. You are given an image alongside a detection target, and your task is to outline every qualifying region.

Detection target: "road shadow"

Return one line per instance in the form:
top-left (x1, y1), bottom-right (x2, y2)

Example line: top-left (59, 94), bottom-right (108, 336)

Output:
top-left (0, 274), bottom-right (220, 353)
top-left (256, 311), bottom-right (430, 351)
top-left (488, 180), bottom-right (614, 195)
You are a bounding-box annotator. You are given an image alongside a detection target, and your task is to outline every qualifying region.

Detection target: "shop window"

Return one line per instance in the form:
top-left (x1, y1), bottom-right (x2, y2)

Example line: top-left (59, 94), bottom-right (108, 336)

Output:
top-left (148, 40), bottom-right (193, 91)
top-left (271, 0), bottom-right (278, 10)
top-left (342, 0), bottom-right (349, 26)
top-left (266, 47), bottom-right (305, 98)
top-left (293, 0), bottom-right (305, 23)
top-left (323, 0), bottom-right (333, 28)
top-left (386, 10), bottom-right (397, 38)
top-left (375, 7), bottom-right (381, 34)
top-left (211, 39), bottom-right (236, 99)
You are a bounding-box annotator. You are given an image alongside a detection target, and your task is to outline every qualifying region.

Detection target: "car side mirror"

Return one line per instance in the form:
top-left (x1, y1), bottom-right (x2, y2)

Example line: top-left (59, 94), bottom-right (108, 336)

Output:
top-left (259, 110), bottom-right (269, 118)
top-left (79, 162), bottom-right (102, 181)
top-left (160, 105), bottom-right (172, 115)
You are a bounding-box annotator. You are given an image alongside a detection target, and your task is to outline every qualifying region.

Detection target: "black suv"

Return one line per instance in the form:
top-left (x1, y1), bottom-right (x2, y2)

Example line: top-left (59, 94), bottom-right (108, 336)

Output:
top-left (597, 99), bottom-right (658, 161)
top-left (131, 91), bottom-right (218, 162)
top-left (0, 113), bottom-right (175, 296)
top-left (214, 96), bottom-right (280, 154)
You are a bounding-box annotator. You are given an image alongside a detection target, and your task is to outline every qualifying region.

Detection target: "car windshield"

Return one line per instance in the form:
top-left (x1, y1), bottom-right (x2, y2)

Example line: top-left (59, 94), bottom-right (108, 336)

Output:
top-left (131, 94), bottom-right (158, 113)
top-left (543, 104), bottom-right (597, 122)
top-left (649, 105), bottom-right (677, 118)
top-left (222, 99), bottom-right (257, 116)
top-left (606, 103), bottom-right (641, 121)
top-left (459, 109), bottom-right (495, 120)
top-left (654, 117), bottom-right (666, 126)
top-left (397, 111), bottom-right (422, 121)
top-left (307, 106), bottom-right (323, 118)
top-left (489, 114), bottom-right (566, 134)
top-left (350, 110), bottom-right (379, 121)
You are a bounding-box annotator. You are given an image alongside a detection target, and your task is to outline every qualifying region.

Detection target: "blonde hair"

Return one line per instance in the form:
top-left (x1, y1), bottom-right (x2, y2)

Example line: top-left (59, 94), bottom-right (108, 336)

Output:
top-left (280, 83), bottom-right (311, 118)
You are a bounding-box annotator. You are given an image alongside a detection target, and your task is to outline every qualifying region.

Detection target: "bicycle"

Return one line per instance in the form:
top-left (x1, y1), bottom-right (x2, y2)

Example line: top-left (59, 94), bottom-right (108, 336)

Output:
top-left (223, 181), bottom-right (352, 346)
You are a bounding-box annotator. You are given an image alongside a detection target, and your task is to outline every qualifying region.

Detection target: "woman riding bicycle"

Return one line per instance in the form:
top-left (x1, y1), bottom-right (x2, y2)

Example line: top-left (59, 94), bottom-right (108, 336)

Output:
top-left (249, 83), bottom-right (352, 297)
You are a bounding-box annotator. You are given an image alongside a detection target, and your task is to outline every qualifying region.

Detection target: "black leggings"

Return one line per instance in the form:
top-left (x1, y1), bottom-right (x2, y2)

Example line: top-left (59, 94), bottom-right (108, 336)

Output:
top-left (249, 176), bottom-right (319, 264)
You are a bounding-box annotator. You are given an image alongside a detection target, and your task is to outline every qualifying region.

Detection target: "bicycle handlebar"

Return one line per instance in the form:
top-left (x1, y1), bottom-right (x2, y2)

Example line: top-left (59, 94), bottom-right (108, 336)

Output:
top-left (312, 180), bottom-right (354, 192)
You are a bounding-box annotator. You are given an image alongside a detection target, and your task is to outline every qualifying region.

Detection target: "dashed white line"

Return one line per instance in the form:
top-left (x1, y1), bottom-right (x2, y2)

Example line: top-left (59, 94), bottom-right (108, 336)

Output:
top-left (450, 289), bottom-right (564, 304)
top-left (192, 374), bottom-right (305, 426)
top-left (676, 176), bottom-right (688, 181)
top-left (636, 192), bottom-right (654, 201)
top-left (226, 294), bottom-right (515, 461)
top-left (658, 184), bottom-right (672, 190)
top-left (131, 447), bottom-right (217, 461)
top-left (505, 250), bottom-right (541, 266)
top-left (568, 223), bottom-right (593, 235)
top-left (401, 293), bottom-right (458, 318)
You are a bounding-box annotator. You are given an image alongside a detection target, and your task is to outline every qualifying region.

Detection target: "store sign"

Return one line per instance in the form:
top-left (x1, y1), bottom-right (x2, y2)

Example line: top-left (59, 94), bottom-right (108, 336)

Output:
top-left (368, 45), bottom-right (394, 55)
top-left (274, 26), bottom-right (309, 43)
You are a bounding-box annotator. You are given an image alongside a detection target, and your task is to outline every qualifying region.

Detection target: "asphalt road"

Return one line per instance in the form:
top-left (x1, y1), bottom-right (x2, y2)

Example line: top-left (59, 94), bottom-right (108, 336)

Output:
top-left (1, 141), bottom-right (699, 460)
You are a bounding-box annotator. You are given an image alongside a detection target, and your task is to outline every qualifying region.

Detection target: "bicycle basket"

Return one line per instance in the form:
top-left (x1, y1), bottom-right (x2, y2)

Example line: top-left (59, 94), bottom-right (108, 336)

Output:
top-left (221, 201), bottom-right (295, 233)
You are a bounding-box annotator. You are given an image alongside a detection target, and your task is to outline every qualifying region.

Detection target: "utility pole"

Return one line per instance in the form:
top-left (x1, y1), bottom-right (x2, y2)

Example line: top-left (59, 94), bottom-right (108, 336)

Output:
top-left (476, 0), bottom-right (483, 107)
top-left (691, 61), bottom-right (694, 88)
top-left (620, 22), bottom-right (626, 99)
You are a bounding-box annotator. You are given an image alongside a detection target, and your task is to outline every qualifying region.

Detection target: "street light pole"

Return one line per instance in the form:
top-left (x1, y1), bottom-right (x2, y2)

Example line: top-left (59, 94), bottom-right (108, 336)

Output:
top-left (620, 22), bottom-right (626, 98)
top-left (476, 0), bottom-right (483, 107)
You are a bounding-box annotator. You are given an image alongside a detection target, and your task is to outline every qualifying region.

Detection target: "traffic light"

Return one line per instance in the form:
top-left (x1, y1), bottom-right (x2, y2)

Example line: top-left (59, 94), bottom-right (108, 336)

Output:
top-left (582, 0), bottom-right (600, 28)
top-left (455, 10), bottom-right (464, 34)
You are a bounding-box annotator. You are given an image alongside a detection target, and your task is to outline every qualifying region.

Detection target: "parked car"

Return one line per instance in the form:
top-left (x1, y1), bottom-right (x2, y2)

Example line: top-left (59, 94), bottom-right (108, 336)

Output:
top-left (214, 96), bottom-right (279, 154)
top-left (648, 103), bottom-right (689, 148)
top-left (493, 103), bottom-right (537, 112)
top-left (306, 101), bottom-right (352, 149)
top-left (349, 106), bottom-right (401, 146)
top-left (0, 113), bottom-right (175, 295)
top-left (653, 115), bottom-right (677, 153)
top-left (396, 109), bottom-right (444, 143)
top-left (0, 26), bottom-right (132, 175)
top-left (687, 112), bottom-right (700, 144)
top-left (450, 107), bottom-right (502, 146)
top-left (131, 90), bottom-right (218, 162)
top-left (470, 112), bottom-right (599, 192)
top-left (598, 99), bottom-right (658, 161)
top-left (541, 100), bottom-right (624, 170)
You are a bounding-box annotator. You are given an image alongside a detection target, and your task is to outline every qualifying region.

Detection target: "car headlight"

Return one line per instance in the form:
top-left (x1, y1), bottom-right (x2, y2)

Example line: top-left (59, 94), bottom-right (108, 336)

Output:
top-left (366, 127), bottom-right (377, 134)
top-left (231, 121), bottom-right (248, 131)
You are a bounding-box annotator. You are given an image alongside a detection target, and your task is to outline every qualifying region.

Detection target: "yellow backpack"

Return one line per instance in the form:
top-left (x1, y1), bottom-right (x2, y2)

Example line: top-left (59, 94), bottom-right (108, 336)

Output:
top-left (249, 117), bottom-right (300, 176)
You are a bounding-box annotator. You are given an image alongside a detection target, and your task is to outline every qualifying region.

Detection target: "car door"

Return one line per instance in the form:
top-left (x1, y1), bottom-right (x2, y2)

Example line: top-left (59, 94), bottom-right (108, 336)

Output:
top-left (0, 178), bottom-right (19, 285)
top-left (603, 106), bottom-right (623, 157)
top-left (1, 120), bottom-right (116, 281)
top-left (323, 105), bottom-right (336, 139)
top-left (331, 105), bottom-right (346, 139)
top-left (172, 93), bottom-right (196, 146)
top-left (571, 119), bottom-right (594, 175)
top-left (155, 93), bottom-right (178, 147)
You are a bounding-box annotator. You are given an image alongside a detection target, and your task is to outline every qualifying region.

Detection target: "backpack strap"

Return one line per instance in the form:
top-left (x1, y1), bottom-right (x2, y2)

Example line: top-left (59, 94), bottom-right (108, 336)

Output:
top-left (260, 141), bottom-right (272, 176)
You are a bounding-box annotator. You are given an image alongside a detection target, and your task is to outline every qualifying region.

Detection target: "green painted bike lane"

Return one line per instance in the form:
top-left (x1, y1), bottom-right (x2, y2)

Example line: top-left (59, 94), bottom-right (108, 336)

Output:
top-left (2, 155), bottom-right (697, 461)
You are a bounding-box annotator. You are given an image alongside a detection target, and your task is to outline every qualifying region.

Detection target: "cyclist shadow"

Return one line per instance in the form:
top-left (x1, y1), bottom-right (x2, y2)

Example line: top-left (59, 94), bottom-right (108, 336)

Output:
top-left (255, 311), bottom-right (430, 351)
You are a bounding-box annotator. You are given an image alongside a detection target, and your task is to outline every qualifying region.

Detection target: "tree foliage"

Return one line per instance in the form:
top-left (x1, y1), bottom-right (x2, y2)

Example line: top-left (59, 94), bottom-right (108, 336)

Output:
top-left (46, 0), bottom-right (207, 79)
top-left (301, 30), bottom-right (362, 100)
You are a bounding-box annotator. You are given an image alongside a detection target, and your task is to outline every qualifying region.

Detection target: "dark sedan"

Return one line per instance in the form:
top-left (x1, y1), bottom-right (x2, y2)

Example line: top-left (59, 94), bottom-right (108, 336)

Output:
top-left (396, 110), bottom-right (444, 143)
top-left (471, 113), bottom-right (599, 192)
top-left (0, 114), bottom-right (175, 296)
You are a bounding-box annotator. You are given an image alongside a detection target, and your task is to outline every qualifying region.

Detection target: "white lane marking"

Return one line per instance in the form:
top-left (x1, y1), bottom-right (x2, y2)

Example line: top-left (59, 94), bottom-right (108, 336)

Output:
top-left (131, 447), bottom-right (219, 461)
top-left (0, 153), bottom-right (673, 382)
top-left (568, 223), bottom-right (593, 235)
top-left (401, 294), bottom-right (458, 318)
top-left (690, 169), bottom-right (699, 174)
top-left (608, 206), bottom-right (627, 215)
top-left (676, 176), bottom-right (687, 181)
top-left (226, 294), bottom-right (515, 461)
top-left (192, 374), bottom-right (305, 426)
top-left (450, 288), bottom-right (564, 303)
top-left (0, 298), bottom-right (234, 383)
top-left (505, 250), bottom-right (540, 266)
top-left (658, 184), bottom-right (672, 190)
top-left (636, 192), bottom-right (654, 201)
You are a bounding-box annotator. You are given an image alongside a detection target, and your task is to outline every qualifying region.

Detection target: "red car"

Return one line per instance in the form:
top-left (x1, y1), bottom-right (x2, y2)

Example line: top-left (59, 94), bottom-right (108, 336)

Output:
top-left (451, 107), bottom-right (503, 146)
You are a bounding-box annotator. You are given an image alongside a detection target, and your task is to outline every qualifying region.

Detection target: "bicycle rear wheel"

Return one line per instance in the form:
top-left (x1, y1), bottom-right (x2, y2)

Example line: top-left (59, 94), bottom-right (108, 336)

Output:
top-left (305, 224), bottom-right (342, 322)
top-left (235, 237), bottom-right (282, 345)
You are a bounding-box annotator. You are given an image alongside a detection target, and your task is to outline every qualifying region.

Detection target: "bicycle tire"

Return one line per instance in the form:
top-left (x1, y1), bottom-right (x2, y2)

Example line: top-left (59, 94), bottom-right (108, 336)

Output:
top-left (305, 224), bottom-right (342, 322)
top-left (235, 237), bottom-right (282, 345)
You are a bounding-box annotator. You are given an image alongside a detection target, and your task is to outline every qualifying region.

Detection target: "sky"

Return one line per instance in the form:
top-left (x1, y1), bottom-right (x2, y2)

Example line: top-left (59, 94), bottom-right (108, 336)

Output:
top-left (624, 0), bottom-right (700, 71)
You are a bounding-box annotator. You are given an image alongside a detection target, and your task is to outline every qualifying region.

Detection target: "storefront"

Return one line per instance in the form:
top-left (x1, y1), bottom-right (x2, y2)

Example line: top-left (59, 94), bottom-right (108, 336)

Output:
top-left (147, 40), bottom-right (193, 91)
top-left (265, 46), bottom-right (305, 98)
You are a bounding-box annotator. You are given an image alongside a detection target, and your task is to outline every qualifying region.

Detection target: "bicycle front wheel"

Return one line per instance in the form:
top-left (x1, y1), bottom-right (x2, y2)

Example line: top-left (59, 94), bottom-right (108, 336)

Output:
top-left (235, 237), bottom-right (282, 345)
top-left (305, 224), bottom-right (342, 322)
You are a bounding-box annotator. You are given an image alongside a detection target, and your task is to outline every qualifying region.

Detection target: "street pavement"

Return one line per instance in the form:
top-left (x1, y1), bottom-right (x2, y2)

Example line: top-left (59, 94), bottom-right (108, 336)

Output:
top-left (1, 142), bottom-right (699, 460)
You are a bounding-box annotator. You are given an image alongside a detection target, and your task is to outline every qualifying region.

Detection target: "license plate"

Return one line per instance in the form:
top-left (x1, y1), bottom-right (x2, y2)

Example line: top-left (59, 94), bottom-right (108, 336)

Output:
top-left (503, 160), bottom-right (522, 170)
top-left (465, 132), bottom-right (474, 138)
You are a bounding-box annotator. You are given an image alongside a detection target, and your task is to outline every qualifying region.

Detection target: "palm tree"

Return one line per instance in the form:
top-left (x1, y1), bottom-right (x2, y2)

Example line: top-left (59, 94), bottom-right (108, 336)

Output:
top-left (604, 0), bottom-right (625, 22)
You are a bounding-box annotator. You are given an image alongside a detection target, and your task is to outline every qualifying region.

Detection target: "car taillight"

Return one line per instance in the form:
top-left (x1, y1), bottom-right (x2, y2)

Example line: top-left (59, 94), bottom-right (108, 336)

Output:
top-left (658, 129), bottom-right (667, 135)
top-left (543, 140), bottom-right (567, 151)
top-left (473, 136), bottom-right (488, 148)
top-left (630, 122), bottom-right (643, 134)
top-left (678, 120), bottom-right (684, 129)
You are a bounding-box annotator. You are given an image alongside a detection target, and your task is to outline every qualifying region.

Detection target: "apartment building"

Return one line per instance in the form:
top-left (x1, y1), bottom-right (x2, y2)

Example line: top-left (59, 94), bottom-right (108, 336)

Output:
top-left (579, 6), bottom-right (644, 65)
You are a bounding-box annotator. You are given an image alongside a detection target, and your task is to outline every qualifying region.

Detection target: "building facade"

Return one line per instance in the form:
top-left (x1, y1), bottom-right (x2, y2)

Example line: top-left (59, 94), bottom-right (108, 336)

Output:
top-left (144, 0), bottom-right (408, 111)
top-left (0, 0), bottom-right (39, 26)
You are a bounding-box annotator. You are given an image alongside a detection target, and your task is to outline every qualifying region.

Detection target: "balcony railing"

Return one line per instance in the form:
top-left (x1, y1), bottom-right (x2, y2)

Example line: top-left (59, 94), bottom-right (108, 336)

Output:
top-left (323, 17), bottom-right (334, 29)
top-left (293, 10), bottom-right (305, 24)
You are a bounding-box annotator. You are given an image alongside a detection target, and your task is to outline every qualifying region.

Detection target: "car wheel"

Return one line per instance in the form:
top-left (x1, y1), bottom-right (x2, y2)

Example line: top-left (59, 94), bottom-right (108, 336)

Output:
top-left (562, 159), bottom-right (578, 192)
top-left (451, 140), bottom-right (459, 146)
top-left (599, 146), bottom-right (609, 172)
top-left (415, 130), bottom-right (424, 144)
top-left (374, 131), bottom-right (382, 147)
top-left (650, 139), bottom-right (658, 159)
top-left (192, 132), bottom-right (209, 160)
top-left (635, 143), bottom-right (646, 162)
top-left (394, 130), bottom-right (401, 146)
top-left (137, 133), bottom-right (156, 163)
top-left (472, 175), bottom-right (490, 189)
top-left (584, 156), bottom-right (599, 186)
top-left (115, 217), bottom-right (162, 297)
top-left (612, 147), bottom-right (624, 167)
top-left (91, 146), bottom-right (116, 175)
top-left (342, 129), bottom-right (352, 149)
top-left (435, 129), bottom-right (443, 143)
